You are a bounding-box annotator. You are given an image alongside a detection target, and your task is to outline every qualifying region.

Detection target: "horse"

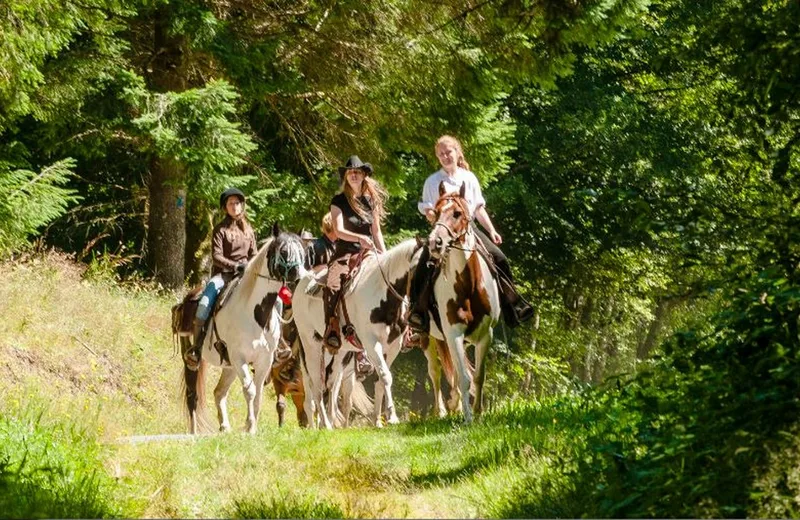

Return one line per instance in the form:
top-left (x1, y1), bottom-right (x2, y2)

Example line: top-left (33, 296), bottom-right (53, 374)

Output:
top-left (292, 238), bottom-right (423, 429)
top-left (174, 223), bottom-right (306, 434)
top-left (426, 182), bottom-right (501, 423)
top-left (270, 331), bottom-right (308, 428)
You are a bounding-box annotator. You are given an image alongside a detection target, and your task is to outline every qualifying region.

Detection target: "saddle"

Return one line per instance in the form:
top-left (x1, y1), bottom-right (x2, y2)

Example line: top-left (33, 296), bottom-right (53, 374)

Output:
top-left (170, 274), bottom-right (244, 337)
top-left (304, 250), bottom-right (369, 298)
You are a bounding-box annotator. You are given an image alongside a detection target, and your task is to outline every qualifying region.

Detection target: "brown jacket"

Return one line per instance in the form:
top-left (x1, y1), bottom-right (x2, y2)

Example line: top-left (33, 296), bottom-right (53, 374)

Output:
top-left (211, 217), bottom-right (257, 276)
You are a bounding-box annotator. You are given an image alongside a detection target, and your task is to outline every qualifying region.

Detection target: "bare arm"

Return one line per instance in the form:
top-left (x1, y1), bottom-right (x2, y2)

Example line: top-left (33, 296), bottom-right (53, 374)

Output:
top-left (371, 214), bottom-right (386, 253)
top-left (331, 205), bottom-right (373, 248)
top-left (475, 205), bottom-right (502, 245)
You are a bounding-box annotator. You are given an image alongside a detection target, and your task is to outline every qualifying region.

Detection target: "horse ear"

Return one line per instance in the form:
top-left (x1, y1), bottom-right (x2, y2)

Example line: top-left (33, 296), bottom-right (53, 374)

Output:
top-left (438, 181), bottom-right (446, 198)
top-left (459, 182), bottom-right (466, 199)
top-left (272, 222), bottom-right (280, 237)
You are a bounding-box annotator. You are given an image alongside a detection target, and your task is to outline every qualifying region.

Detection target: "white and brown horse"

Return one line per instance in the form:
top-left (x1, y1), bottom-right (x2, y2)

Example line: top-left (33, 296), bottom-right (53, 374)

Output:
top-left (426, 183), bottom-right (501, 423)
top-left (292, 238), bottom-right (423, 429)
top-left (175, 224), bottom-right (306, 434)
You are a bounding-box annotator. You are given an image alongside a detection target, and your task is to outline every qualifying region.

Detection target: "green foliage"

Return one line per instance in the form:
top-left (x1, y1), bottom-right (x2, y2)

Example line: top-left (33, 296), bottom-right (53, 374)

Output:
top-left (0, 410), bottom-right (126, 519)
top-left (0, 159), bottom-right (80, 254)
top-left (229, 492), bottom-right (346, 519)
top-left (125, 77), bottom-right (257, 201)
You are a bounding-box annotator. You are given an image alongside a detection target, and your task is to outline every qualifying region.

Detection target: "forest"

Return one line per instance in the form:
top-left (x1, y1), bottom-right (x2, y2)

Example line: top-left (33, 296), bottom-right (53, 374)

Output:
top-left (1, 0), bottom-right (799, 517)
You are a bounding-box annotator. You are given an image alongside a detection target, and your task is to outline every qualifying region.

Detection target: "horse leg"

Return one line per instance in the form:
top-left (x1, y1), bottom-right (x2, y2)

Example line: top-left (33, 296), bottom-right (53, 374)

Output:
top-left (291, 390), bottom-right (308, 427)
top-left (248, 355), bottom-right (271, 435)
top-left (276, 389), bottom-right (287, 427)
top-left (424, 339), bottom-right (446, 418)
top-left (234, 359), bottom-right (258, 434)
top-left (214, 367), bottom-right (237, 432)
top-left (447, 332), bottom-right (473, 423)
top-left (366, 339), bottom-right (399, 425)
top-left (472, 335), bottom-right (491, 418)
top-left (317, 354), bottom-right (334, 430)
top-left (374, 376), bottom-right (385, 427)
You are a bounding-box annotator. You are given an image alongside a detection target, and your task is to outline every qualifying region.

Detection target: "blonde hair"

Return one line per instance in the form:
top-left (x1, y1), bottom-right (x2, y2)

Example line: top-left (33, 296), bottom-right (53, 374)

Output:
top-left (321, 212), bottom-right (334, 234)
top-left (436, 135), bottom-right (470, 171)
top-left (342, 171), bottom-right (388, 223)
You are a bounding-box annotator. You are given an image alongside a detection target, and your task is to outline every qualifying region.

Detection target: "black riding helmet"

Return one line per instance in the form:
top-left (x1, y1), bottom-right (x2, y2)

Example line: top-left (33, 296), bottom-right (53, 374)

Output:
top-left (219, 187), bottom-right (246, 209)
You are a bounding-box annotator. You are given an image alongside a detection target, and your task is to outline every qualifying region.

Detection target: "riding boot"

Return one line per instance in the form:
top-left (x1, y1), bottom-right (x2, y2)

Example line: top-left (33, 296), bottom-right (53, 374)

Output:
top-left (496, 275), bottom-right (535, 328)
top-left (184, 317), bottom-right (206, 370)
top-left (322, 288), bottom-right (342, 351)
top-left (408, 252), bottom-right (435, 333)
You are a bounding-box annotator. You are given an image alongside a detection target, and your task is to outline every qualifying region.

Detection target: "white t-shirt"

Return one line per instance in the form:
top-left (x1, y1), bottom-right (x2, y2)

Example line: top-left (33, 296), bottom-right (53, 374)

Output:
top-left (417, 167), bottom-right (486, 217)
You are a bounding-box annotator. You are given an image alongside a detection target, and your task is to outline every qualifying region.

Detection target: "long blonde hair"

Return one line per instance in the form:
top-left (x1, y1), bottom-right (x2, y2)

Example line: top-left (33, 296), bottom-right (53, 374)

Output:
top-left (436, 135), bottom-right (471, 171)
top-left (342, 172), bottom-right (388, 223)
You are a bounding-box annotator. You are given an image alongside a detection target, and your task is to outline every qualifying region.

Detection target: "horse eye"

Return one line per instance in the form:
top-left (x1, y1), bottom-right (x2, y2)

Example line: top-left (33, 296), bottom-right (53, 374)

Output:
top-left (453, 211), bottom-right (462, 219)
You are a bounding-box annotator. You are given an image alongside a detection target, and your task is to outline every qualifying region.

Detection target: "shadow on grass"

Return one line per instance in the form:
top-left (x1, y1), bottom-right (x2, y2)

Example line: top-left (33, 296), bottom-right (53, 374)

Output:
top-left (0, 462), bottom-right (121, 519)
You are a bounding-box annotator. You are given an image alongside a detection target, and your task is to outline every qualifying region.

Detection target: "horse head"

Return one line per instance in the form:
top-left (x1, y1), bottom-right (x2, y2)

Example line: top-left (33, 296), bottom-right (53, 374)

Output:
top-left (429, 181), bottom-right (471, 259)
top-left (265, 222), bottom-right (307, 283)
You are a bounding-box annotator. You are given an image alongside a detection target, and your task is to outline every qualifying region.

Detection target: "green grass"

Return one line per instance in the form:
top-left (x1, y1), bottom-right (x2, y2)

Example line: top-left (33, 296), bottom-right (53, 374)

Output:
top-left (0, 404), bottom-right (129, 518)
top-left (5, 252), bottom-right (797, 518)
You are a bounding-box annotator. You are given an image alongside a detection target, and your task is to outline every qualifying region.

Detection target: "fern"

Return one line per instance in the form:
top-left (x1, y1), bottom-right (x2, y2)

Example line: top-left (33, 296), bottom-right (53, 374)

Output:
top-left (0, 159), bottom-right (80, 254)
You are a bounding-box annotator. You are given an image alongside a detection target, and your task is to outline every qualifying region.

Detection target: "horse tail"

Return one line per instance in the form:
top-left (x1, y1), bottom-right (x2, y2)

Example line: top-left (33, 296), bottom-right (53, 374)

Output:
top-left (181, 344), bottom-right (209, 434)
top-left (349, 379), bottom-right (374, 418)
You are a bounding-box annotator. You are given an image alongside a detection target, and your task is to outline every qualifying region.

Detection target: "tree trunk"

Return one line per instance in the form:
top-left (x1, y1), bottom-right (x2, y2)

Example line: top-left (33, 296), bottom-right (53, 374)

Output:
top-left (145, 7), bottom-right (189, 288)
top-left (184, 194), bottom-right (212, 286)
top-left (147, 156), bottom-right (186, 288)
top-left (637, 299), bottom-right (674, 360)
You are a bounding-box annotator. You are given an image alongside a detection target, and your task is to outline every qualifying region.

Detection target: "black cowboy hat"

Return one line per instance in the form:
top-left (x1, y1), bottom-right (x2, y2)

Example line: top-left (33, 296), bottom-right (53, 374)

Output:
top-left (219, 187), bottom-right (246, 208)
top-left (338, 155), bottom-right (373, 181)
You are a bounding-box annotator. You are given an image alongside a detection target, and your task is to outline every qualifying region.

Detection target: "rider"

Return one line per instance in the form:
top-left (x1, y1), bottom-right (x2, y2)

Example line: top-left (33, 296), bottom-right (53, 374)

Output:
top-left (408, 135), bottom-right (534, 331)
top-left (184, 187), bottom-right (257, 368)
top-left (305, 212), bottom-right (337, 272)
top-left (323, 155), bottom-right (388, 351)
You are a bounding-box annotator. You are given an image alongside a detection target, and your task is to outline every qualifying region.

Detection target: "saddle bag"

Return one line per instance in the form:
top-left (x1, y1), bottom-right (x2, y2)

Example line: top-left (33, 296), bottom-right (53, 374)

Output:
top-left (171, 285), bottom-right (204, 335)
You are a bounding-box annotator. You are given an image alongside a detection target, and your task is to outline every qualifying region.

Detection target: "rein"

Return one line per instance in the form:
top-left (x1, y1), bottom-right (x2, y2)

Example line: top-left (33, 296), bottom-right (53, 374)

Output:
top-left (375, 253), bottom-right (408, 301)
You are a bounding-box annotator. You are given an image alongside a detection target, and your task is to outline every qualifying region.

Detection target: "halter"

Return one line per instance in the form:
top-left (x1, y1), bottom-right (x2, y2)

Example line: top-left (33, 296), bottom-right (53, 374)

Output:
top-left (270, 254), bottom-right (302, 281)
top-left (434, 220), bottom-right (470, 246)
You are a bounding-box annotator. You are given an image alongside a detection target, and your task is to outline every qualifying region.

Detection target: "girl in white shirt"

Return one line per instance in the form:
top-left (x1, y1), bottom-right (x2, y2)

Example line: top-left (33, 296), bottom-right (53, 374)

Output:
top-left (408, 135), bottom-right (534, 330)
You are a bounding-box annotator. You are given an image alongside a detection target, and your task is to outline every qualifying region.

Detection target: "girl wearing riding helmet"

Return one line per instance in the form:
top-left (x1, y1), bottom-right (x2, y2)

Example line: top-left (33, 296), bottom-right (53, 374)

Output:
top-left (409, 135), bottom-right (534, 330)
top-left (184, 187), bottom-right (258, 368)
top-left (322, 155), bottom-right (388, 350)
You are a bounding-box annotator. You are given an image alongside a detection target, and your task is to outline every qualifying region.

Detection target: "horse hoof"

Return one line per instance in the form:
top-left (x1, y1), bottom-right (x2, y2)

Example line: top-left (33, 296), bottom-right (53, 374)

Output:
top-left (387, 415), bottom-right (400, 425)
top-left (219, 424), bottom-right (231, 433)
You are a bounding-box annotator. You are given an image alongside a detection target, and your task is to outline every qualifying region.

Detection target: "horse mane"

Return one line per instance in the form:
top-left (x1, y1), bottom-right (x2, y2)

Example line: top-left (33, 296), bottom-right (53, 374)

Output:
top-left (372, 238), bottom-right (421, 276)
top-left (238, 237), bottom-right (273, 295)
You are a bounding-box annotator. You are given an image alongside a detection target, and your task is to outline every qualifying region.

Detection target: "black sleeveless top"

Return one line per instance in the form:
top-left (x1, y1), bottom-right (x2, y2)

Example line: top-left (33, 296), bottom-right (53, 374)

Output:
top-left (331, 192), bottom-right (373, 255)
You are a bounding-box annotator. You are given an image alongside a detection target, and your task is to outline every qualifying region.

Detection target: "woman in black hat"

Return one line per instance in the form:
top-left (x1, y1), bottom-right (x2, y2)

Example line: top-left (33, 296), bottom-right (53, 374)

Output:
top-left (184, 187), bottom-right (258, 368)
top-left (322, 155), bottom-right (388, 350)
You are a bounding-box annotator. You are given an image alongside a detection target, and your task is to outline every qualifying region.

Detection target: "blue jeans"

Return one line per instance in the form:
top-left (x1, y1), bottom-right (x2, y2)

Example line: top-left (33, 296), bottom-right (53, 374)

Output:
top-left (196, 274), bottom-right (225, 321)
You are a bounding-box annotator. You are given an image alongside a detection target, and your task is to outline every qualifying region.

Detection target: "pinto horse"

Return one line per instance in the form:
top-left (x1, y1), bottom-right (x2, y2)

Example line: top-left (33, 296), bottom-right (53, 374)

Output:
top-left (176, 224), bottom-right (306, 434)
top-left (293, 238), bottom-right (423, 429)
top-left (426, 182), bottom-right (501, 423)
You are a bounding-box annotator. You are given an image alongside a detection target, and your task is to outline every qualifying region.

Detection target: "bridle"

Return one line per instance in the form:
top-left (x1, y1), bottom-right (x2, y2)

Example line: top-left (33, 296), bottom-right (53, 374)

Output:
top-left (258, 241), bottom-right (303, 282)
top-left (432, 197), bottom-right (473, 255)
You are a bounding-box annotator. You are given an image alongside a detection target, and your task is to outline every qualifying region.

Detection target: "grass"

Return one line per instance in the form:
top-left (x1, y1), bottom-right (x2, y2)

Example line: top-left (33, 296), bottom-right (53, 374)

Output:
top-left (0, 252), bottom-right (593, 518)
top-left (14, 251), bottom-right (798, 518)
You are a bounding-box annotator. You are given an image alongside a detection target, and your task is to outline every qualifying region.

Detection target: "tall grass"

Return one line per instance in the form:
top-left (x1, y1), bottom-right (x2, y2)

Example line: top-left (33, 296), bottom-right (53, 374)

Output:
top-left (0, 404), bottom-right (128, 518)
